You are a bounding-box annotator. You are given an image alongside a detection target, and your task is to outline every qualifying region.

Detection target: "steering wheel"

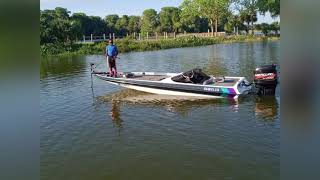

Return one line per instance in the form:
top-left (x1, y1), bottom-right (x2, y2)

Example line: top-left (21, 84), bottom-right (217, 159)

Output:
top-left (190, 70), bottom-right (194, 78)
top-left (182, 70), bottom-right (195, 83)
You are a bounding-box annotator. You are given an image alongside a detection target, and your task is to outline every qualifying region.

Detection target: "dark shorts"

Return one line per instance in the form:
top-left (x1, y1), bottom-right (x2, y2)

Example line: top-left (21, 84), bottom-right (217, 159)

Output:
top-left (107, 56), bottom-right (116, 68)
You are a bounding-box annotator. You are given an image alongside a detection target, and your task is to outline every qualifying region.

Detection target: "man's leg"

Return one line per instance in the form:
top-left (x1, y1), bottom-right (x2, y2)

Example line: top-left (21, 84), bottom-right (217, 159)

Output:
top-left (113, 63), bottom-right (117, 77)
top-left (110, 57), bottom-right (117, 77)
top-left (107, 56), bottom-right (113, 76)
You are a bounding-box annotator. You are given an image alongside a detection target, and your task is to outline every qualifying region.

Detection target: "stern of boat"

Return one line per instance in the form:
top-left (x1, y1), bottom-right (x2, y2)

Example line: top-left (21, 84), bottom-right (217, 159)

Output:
top-left (235, 78), bottom-right (252, 95)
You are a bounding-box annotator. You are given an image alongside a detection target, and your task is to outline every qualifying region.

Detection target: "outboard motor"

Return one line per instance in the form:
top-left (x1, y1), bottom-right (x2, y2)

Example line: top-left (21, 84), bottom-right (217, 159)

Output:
top-left (253, 64), bottom-right (278, 95)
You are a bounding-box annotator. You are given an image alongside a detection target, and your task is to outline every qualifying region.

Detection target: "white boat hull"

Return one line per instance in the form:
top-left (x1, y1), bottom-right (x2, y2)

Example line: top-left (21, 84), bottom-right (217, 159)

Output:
top-left (119, 83), bottom-right (225, 98)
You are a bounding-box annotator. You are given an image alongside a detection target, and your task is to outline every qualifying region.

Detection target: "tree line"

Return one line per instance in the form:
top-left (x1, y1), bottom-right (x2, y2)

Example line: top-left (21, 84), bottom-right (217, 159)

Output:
top-left (40, 0), bottom-right (280, 45)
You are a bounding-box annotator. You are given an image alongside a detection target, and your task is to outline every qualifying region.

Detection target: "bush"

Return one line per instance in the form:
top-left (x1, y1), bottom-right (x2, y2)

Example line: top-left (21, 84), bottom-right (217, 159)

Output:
top-left (41, 35), bottom-right (279, 56)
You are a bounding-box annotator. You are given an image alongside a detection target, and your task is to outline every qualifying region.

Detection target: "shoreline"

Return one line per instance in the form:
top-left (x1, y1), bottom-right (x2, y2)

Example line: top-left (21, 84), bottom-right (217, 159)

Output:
top-left (41, 35), bottom-right (280, 57)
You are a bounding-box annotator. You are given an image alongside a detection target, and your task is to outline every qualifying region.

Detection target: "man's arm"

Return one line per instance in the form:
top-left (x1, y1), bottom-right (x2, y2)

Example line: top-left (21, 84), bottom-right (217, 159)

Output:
top-left (115, 46), bottom-right (119, 57)
top-left (105, 45), bottom-right (109, 57)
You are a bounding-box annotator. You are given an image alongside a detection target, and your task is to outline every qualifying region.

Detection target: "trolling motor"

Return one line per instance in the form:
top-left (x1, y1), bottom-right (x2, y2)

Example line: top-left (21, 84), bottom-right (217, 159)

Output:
top-left (90, 63), bottom-right (95, 73)
top-left (253, 64), bottom-right (278, 95)
top-left (90, 63), bottom-right (109, 88)
top-left (90, 63), bottom-right (109, 75)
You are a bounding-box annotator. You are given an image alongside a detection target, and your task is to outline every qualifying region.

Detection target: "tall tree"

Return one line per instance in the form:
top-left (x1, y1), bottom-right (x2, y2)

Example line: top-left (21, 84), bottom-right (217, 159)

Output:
top-left (105, 14), bottom-right (119, 33)
top-left (159, 7), bottom-right (181, 33)
top-left (237, 0), bottom-right (259, 35)
top-left (270, 21), bottom-right (280, 35)
top-left (180, 0), bottom-right (230, 36)
top-left (40, 7), bottom-right (73, 44)
top-left (115, 15), bottom-right (129, 36)
top-left (258, 0), bottom-right (280, 17)
top-left (87, 16), bottom-right (107, 35)
top-left (224, 14), bottom-right (244, 34)
top-left (179, 1), bottom-right (209, 33)
top-left (40, 10), bottom-right (55, 44)
top-left (128, 16), bottom-right (141, 34)
top-left (140, 9), bottom-right (158, 36)
top-left (240, 9), bottom-right (257, 34)
top-left (172, 8), bottom-right (182, 33)
top-left (256, 23), bottom-right (270, 35)
top-left (71, 13), bottom-right (87, 37)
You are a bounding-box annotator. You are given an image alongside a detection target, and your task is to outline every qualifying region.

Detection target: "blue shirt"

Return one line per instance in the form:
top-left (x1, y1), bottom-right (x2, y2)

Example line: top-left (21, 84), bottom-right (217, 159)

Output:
top-left (106, 44), bottom-right (118, 57)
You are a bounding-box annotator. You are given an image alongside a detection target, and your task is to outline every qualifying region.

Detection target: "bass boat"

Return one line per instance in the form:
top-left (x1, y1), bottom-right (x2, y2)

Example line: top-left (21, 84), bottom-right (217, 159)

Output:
top-left (90, 64), bottom-right (278, 99)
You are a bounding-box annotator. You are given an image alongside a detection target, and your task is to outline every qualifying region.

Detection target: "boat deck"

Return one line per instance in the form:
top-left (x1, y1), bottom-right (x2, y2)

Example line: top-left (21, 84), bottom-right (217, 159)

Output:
top-left (128, 75), bottom-right (169, 81)
top-left (212, 79), bottom-right (240, 86)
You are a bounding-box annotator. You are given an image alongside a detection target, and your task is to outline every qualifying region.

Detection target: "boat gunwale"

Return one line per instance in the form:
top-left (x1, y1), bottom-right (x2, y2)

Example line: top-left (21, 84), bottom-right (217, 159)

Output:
top-left (98, 77), bottom-right (236, 97)
top-left (95, 73), bottom-right (245, 88)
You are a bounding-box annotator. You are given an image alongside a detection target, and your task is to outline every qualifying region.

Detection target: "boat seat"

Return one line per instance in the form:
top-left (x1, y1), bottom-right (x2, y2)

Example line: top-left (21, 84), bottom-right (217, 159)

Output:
top-left (124, 73), bottom-right (135, 78)
top-left (202, 76), bottom-right (215, 85)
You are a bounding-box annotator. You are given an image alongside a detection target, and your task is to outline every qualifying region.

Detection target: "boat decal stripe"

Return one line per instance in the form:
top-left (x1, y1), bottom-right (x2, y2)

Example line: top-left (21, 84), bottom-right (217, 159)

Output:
top-left (227, 88), bottom-right (237, 94)
top-left (221, 88), bottom-right (229, 94)
top-left (98, 76), bottom-right (237, 97)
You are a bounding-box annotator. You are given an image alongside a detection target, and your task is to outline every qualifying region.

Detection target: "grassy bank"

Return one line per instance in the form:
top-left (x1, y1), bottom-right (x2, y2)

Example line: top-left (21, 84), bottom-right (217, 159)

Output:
top-left (41, 35), bottom-right (279, 56)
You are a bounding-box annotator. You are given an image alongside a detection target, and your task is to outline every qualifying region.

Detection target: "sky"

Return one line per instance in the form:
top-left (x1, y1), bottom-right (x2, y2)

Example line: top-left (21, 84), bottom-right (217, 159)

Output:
top-left (40, 0), bottom-right (279, 24)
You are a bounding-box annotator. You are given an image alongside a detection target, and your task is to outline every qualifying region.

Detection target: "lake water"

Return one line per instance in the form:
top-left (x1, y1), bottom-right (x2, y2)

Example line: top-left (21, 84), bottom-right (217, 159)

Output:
top-left (41, 41), bottom-right (280, 180)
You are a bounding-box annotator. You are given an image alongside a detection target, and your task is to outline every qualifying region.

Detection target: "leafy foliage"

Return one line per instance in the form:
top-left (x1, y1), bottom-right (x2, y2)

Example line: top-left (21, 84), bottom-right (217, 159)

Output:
top-left (141, 9), bottom-right (159, 36)
top-left (237, 0), bottom-right (259, 34)
top-left (224, 14), bottom-right (246, 33)
top-left (258, 0), bottom-right (280, 17)
top-left (40, 8), bottom-right (73, 44)
top-left (180, 0), bottom-right (231, 35)
top-left (128, 16), bottom-right (141, 34)
top-left (255, 21), bottom-right (280, 35)
top-left (159, 7), bottom-right (181, 33)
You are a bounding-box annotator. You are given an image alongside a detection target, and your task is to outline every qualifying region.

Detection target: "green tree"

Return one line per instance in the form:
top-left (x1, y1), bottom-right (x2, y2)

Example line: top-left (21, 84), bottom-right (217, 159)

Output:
top-left (238, 0), bottom-right (259, 35)
top-left (180, 0), bottom-right (230, 36)
top-left (71, 13), bottom-right (107, 36)
top-left (179, 1), bottom-right (209, 33)
top-left (172, 9), bottom-right (182, 33)
top-left (70, 18), bottom-right (82, 40)
top-left (40, 7), bottom-right (73, 44)
top-left (180, 14), bottom-right (208, 33)
top-left (257, 23), bottom-right (270, 35)
top-left (258, 0), bottom-right (280, 17)
top-left (269, 21), bottom-right (280, 35)
top-left (224, 14), bottom-right (244, 34)
top-left (240, 9), bottom-right (257, 34)
top-left (159, 7), bottom-right (181, 33)
top-left (71, 13), bottom-right (88, 38)
top-left (141, 9), bottom-right (158, 36)
top-left (85, 16), bottom-right (106, 35)
top-left (40, 10), bottom-right (55, 44)
top-left (105, 14), bottom-right (119, 33)
top-left (128, 16), bottom-right (141, 34)
top-left (115, 15), bottom-right (129, 36)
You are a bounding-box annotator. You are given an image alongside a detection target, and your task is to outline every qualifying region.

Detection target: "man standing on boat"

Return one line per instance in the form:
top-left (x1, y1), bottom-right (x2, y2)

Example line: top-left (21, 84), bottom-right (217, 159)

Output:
top-left (105, 39), bottom-right (118, 77)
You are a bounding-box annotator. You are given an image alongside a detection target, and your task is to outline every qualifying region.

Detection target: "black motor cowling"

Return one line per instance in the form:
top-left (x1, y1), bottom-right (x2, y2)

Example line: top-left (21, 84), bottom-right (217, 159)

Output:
top-left (254, 64), bottom-right (278, 95)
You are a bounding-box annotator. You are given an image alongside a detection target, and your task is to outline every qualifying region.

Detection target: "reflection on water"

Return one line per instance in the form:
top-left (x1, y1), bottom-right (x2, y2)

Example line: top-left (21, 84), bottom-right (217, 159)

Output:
top-left (109, 100), bottom-right (123, 129)
top-left (40, 55), bottom-right (87, 78)
top-left (98, 89), bottom-right (279, 129)
top-left (98, 89), bottom-right (239, 114)
top-left (254, 96), bottom-right (279, 120)
top-left (204, 45), bottom-right (228, 76)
